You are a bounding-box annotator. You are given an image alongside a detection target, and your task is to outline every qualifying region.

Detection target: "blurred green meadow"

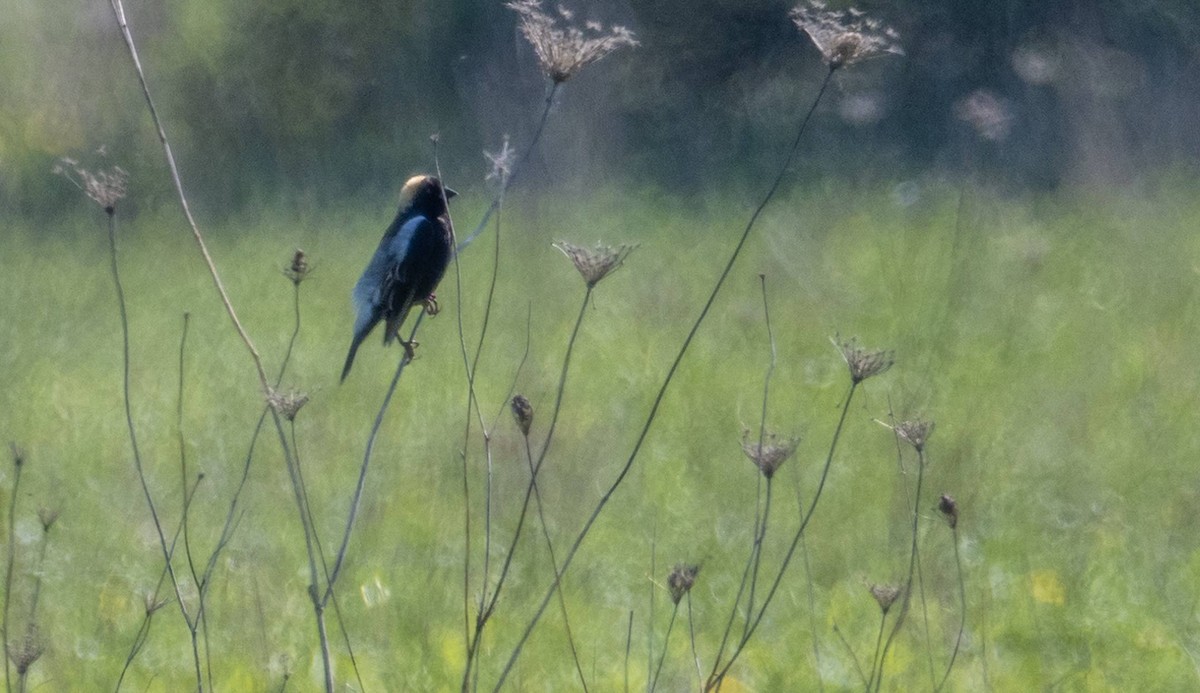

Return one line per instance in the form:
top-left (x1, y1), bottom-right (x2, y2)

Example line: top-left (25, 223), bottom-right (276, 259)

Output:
top-left (2, 178), bottom-right (1199, 690)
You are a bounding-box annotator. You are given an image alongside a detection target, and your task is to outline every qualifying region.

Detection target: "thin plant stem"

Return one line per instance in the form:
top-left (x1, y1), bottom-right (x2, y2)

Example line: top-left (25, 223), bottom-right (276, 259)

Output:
top-left (647, 527), bottom-right (655, 693)
top-left (290, 419), bottom-right (365, 693)
top-left (105, 207), bottom-right (203, 690)
top-left (800, 536), bottom-right (825, 692)
top-left (115, 473), bottom-right (202, 691)
top-left (463, 289), bottom-right (592, 689)
top-left (865, 612), bottom-right (889, 693)
top-left (744, 480), bottom-right (774, 636)
top-left (324, 314), bottom-right (423, 602)
top-left (832, 623), bottom-right (868, 688)
top-left (3, 444), bottom-right (23, 692)
top-left (872, 448), bottom-right (927, 693)
top-left (495, 63), bottom-right (838, 693)
top-left (711, 483), bottom-right (763, 673)
top-left (174, 312), bottom-right (211, 692)
top-left (936, 525), bottom-right (967, 693)
top-left (624, 610), bottom-right (634, 693)
top-left (687, 593), bottom-right (703, 691)
top-left (27, 525), bottom-right (53, 640)
top-left (915, 535), bottom-right (937, 689)
top-left (434, 138), bottom-right (486, 667)
top-left (272, 415), bottom-right (329, 691)
top-left (106, 5), bottom-right (313, 685)
top-left (649, 603), bottom-right (680, 693)
top-left (200, 277), bottom-right (303, 607)
top-left (742, 275), bottom-right (778, 636)
top-left (106, 0), bottom-right (269, 390)
top-left (523, 435), bottom-right (588, 691)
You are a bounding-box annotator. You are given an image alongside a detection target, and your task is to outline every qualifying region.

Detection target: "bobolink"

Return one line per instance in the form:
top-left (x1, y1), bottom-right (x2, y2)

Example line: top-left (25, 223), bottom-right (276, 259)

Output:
top-left (341, 175), bottom-right (456, 381)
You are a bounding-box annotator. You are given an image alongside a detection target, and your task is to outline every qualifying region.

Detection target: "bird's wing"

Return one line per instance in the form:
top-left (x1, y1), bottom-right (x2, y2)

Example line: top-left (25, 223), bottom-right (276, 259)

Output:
top-left (351, 215), bottom-right (423, 336)
top-left (379, 215), bottom-right (439, 342)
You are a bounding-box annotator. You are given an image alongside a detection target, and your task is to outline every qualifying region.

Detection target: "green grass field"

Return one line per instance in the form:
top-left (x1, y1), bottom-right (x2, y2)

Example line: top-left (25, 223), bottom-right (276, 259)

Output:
top-left (2, 178), bottom-right (1199, 690)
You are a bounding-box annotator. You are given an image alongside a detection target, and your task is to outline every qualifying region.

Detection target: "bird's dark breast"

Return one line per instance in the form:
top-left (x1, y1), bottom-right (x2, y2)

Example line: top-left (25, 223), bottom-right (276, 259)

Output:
top-left (406, 217), bottom-right (453, 297)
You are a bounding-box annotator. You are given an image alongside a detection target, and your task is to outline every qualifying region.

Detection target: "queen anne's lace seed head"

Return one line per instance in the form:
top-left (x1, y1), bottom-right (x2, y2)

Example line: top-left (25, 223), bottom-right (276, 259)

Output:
top-left (790, 1), bottom-right (902, 69)
top-left (507, 0), bottom-right (638, 83)
top-left (554, 241), bottom-right (635, 288)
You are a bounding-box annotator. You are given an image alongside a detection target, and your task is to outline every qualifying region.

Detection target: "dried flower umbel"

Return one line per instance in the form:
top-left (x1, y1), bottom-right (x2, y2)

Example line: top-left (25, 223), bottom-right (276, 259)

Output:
top-left (741, 430), bottom-right (800, 479)
top-left (284, 248), bottom-right (310, 285)
top-left (485, 135), bottom-right (516, 187)
top-left (938, 493), bottom-right (959, 529)
top-left (893, 419), bottom-right (934, 452)
top-left (869, 583), bottom-right (903, 614)
top-left (511, 394), bottom-right (534, 436)
top-left (267, 388), bottom-right (310, 422)
top-left (554, 241), bottom-right (635, 288)
top-left (834, 337), bottom-right (894, 384)
top-left (790, 1), bottom-right (903, 70)
top-left (53, 156), bottom-right (129, 214)
top-left (667, 564), bottom-right (700, 605)
top-left (507, 0), bottom-right (638, 83)
top-left (8, 626), bottom-right (43, 675)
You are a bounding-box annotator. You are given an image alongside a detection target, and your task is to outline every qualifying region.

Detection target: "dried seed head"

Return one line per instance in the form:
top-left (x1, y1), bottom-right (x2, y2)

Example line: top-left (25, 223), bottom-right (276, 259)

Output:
top-left (267, 388), bottom-right (310, 422)
top-left (507, 0), bottom-right (638, 83)
top-left (667, 564), bottom-right (700, 605)
top-left (284, 249), bottom-right (310, 285)
top-left (511, 394), bottom-right (534, 436)
top-left (790, 1), bottom-right (903, 69)
top-left (741, 429), bottom-right (800, 479)
top-left (7, 626), bottom-right (43, 675)
top-left (554, 241), bottom-right (636, 288)
top-left (894, 419), bottom-right (934, 452)
top-left (485, 135), bottom-right (516, 187)
top-left (869, 583), bottom-right (903, 614)
top-left (938, 493), bottom-right (959, 529)
top-left (37, 507), bottom-right (60, 532)
top-left (834, 336), bottom-right (894, 384)
top-left (53, 155), bottom-right (128, 214)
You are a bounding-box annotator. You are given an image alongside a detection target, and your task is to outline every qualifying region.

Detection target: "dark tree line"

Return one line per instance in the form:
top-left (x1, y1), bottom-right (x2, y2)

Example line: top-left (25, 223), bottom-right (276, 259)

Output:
top-left (4, 0), bottom-right (1198, 216)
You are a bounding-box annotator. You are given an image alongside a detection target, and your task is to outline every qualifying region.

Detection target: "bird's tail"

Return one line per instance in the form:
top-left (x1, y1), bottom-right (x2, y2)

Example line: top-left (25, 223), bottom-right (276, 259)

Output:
top-left (340, 331), bottom-right (368, 383)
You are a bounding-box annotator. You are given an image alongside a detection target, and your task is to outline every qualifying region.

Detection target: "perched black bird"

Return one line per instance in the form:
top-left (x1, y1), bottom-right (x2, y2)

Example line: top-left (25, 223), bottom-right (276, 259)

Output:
top-left (341, 175), bottom-right (456, 381)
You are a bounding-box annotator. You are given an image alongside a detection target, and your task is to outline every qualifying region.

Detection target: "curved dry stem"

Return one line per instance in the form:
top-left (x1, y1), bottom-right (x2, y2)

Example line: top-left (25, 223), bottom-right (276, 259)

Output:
top-left (106, 0), bottom-right (268, 390)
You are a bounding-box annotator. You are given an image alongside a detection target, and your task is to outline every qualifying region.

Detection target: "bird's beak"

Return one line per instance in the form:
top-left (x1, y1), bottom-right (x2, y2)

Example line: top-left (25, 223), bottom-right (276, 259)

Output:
top-left (444, 187), bottom-right (458, 199)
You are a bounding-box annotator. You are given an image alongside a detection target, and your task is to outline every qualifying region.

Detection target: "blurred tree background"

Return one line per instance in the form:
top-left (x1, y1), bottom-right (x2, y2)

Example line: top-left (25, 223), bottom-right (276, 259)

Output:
top-left (3, 0), bottom-right (1199, 219)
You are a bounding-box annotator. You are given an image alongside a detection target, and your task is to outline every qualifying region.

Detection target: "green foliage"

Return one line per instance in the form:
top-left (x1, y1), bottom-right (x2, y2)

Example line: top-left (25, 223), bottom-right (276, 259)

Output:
top-left (1, 179), bottom-right (1198, 687)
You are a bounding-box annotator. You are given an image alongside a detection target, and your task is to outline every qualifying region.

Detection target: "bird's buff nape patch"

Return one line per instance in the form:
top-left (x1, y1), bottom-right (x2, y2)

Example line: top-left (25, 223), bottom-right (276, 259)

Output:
top-left (400, 175), bottom-right (430, 202)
